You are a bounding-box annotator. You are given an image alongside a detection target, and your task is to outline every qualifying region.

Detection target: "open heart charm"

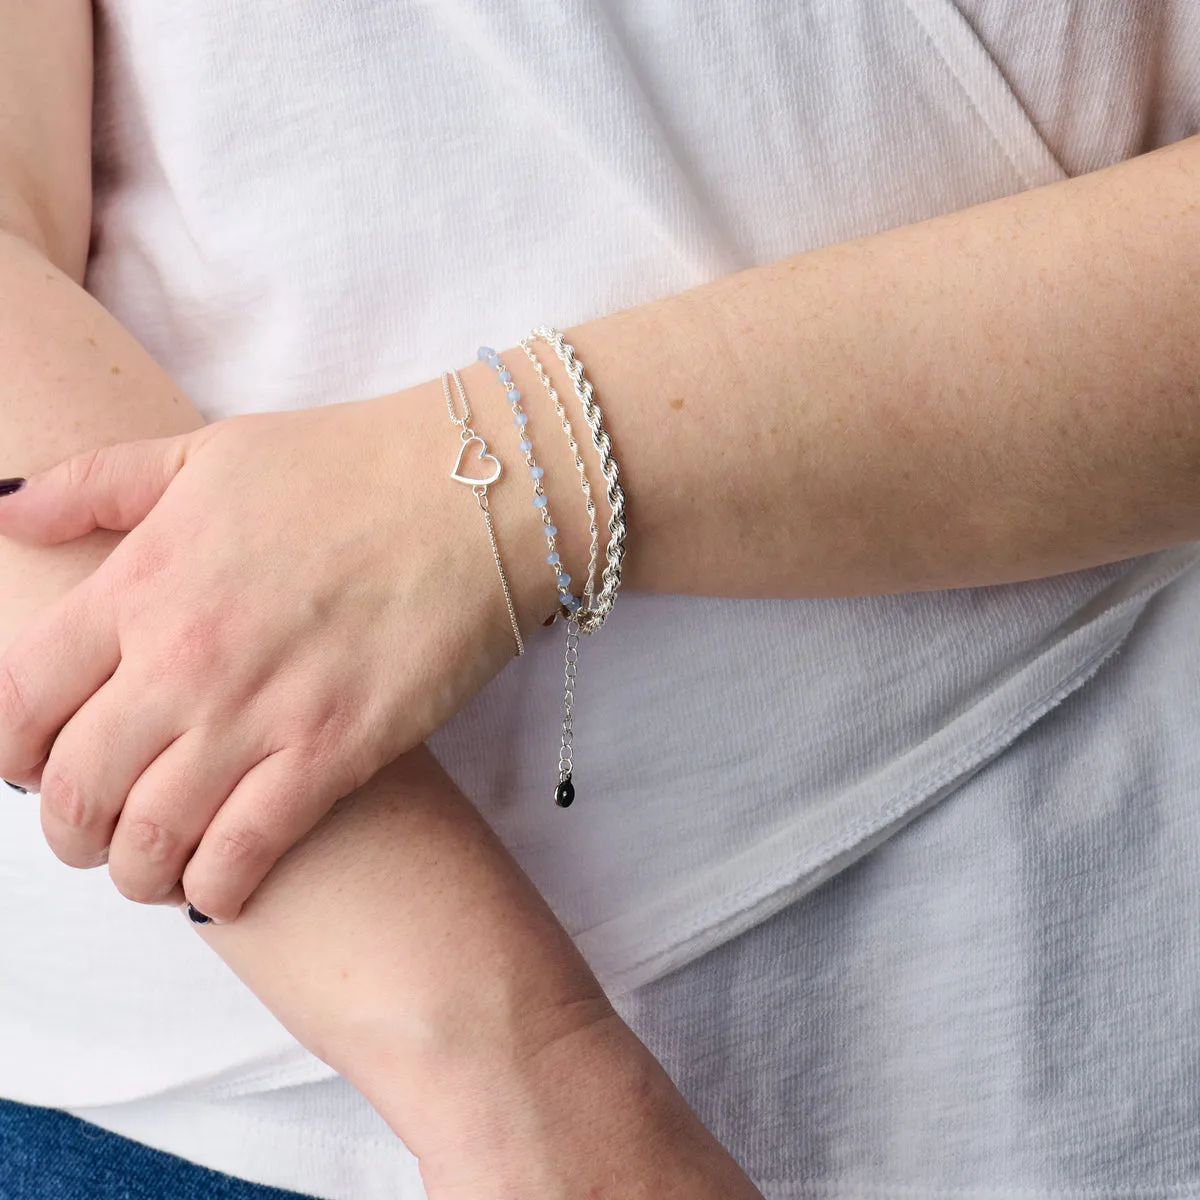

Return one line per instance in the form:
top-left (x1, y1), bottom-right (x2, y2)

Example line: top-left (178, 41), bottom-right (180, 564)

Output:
top-left (450, 435), bottom-right (502, 488)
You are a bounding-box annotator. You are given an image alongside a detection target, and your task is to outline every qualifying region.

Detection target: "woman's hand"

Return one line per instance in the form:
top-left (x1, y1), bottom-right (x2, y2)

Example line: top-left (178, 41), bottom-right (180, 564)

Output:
top-left (0, 386), bottom-right (556, 919)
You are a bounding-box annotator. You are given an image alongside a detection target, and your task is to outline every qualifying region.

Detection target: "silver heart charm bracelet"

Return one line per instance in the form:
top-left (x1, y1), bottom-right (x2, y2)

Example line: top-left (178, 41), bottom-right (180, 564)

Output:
top-left (441, 369), bottom-right (524, 657)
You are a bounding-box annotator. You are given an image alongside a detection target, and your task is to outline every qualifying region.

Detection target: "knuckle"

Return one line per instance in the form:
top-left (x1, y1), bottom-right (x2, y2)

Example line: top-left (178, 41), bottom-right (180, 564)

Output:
top-left (116, 533), bottom-right (172, 593)
top-left (212, 823), bottom-right (269, 869)
top-left (64, 446), bottom-right (103, 491)
top-left (41, 770), bottom-right (92, 831)
top-left (176, 609), bottom-right (227, 660)
top-left (181, 829), bottom-right (270, 920)
top-left (0, 661), bottom-right (32, 743)
top-left (122, 816), bottom-right (181, 866)
top-left (141, 609), bottom-right (231, 687)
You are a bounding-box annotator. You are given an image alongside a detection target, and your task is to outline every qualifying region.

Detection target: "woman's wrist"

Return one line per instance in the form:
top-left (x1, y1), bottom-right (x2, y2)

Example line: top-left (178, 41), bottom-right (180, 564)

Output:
top-left (377, 342), bottom-right (624, 649)
top-left (379, 368), bottom-right (571, 641)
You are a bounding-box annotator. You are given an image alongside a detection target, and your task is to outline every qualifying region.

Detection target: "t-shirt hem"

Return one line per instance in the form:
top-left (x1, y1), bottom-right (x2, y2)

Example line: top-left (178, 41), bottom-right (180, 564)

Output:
top-left (67, 1087), bottom-right (425, 1200)
top-left (576, 543), bottom-right (1200, 996)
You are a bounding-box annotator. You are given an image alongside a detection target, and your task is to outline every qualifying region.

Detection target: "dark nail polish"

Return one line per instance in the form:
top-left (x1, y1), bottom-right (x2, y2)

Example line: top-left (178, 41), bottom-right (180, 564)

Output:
top-left (2, 779), bottom-right (28, 794)
top-left (186, 904), bottom-right (212, 925)
top-left (0, 478), bottom-right (26, 497)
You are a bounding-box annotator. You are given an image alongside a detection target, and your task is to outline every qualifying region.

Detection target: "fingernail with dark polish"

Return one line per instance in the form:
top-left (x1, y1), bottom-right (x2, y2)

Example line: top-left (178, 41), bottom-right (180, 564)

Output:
top-left (186, 904), bottom-right (212, 926)
top-left (2, 780), bottom-right (28, 794)
top-left (0, 478), bottom-right (26, 497)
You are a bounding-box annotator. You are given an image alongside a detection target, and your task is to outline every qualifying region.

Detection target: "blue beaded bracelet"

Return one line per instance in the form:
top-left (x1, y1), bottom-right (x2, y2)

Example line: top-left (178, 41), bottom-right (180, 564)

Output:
top-left (478, 346), bottom-right (581, 616)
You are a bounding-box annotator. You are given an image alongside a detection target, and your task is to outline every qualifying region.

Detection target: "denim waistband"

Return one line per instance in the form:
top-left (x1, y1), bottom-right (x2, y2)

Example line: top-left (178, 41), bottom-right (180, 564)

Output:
top-left (0, 1098), bottom-right (321, 1200)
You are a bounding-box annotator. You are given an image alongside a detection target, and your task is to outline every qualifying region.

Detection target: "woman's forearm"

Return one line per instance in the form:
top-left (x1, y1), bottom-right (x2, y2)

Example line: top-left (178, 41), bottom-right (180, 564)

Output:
top-left (469, 134), bottom-right (1200, 621)
top-left (0, 229), bottom-right (206, 648)
top-left (199, 749), bottom-right (765, 1200)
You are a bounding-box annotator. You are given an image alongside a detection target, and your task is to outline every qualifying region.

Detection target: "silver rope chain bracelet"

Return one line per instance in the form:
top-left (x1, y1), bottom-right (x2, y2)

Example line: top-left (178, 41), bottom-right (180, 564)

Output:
top-left (525, 326), bottom-right (627, 636)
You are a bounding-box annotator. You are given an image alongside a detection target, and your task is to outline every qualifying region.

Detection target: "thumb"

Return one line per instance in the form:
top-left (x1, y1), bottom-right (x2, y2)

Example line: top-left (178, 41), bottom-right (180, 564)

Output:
top-left (0, 434), bottom-right (196, 545)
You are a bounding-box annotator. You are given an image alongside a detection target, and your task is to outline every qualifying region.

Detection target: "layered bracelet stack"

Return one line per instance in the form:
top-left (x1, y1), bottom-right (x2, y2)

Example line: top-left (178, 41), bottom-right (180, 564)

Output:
top-left (440, 328), bottom-right (624, 809)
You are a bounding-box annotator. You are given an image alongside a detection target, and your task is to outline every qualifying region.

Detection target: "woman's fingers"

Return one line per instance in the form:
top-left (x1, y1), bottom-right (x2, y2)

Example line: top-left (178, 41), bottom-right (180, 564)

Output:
top-left (37, 667), bottom-right (179, 870)
top-left (106, 727), bottom-right (254, 906)
top-left (0, 433), bottom-right (198, 544)
top-left (0, 572), bottom-right (120, 788)
top-left (181, 749), bottom-right (349, 924)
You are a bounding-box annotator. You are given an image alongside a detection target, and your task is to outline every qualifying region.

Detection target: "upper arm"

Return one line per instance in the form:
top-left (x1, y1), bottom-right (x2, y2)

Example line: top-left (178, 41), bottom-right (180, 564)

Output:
top-left (0, 0), bottom-right (93, 279)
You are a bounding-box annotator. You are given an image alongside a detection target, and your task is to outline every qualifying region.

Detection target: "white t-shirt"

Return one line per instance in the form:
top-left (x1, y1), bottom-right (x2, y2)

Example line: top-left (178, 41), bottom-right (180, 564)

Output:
top-left (1, 1), bottom-right (1197, 1196)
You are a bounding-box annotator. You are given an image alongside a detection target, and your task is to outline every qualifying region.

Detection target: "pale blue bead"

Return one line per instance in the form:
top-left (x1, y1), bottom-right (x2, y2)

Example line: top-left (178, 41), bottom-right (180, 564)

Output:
top-left (519, 439), bottom-right (533, 453)
top-left (498, 370), bottom-right (512, 384)
top-left (513, 412), bottom-right (529, 426)
top-left (529, 466), bottom-right (544, 479)
top-left (557, 572), bottom-right (572, 588)
top-left (477, 346), bottom-right (495, 360)
top-left (507, 389), bottom-right (521, 404)
top-left (487, 355), bottom-right (501, 369)
top-left (544, 524), bottom-right (557, 537)
top-left (533, 494), bottom-right (548, 508)
top-left (546, 552), bottom-right (561, 565)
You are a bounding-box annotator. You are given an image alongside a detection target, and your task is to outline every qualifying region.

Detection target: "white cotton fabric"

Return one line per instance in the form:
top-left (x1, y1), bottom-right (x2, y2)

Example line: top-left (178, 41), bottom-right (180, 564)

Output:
top-left (1, 1), bottom-right (1198, 1197)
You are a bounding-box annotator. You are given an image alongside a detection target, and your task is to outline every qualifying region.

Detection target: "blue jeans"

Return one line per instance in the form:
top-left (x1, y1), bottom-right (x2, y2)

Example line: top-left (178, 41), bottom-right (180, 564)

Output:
top-left (0, 1099), bottom-right (321, 1199)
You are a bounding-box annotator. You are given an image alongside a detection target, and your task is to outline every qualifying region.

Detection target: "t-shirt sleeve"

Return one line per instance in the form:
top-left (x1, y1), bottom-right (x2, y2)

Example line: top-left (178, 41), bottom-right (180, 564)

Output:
top-left (951, 0), bottom-right (1200, 175)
